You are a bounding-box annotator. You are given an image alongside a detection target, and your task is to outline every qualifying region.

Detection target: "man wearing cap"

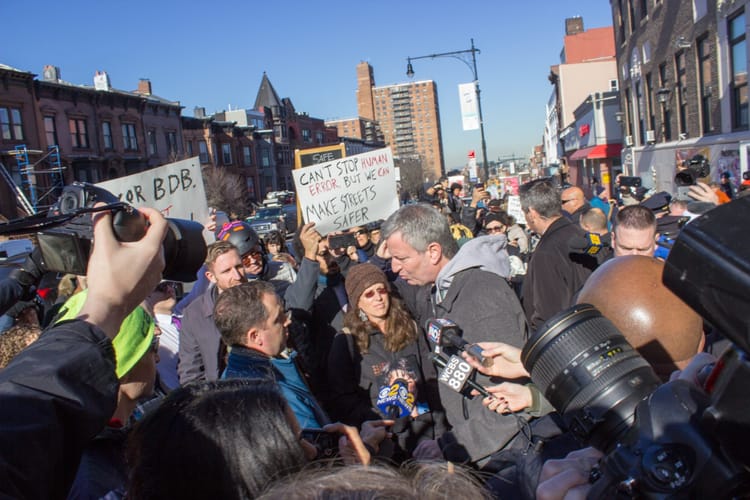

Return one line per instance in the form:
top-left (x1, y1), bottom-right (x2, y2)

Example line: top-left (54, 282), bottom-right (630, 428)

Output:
top-left (178, 241), bottom-right (246, 384)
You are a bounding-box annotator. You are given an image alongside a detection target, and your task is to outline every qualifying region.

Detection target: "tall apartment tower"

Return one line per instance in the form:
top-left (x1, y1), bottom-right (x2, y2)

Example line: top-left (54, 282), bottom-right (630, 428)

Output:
top-left (355, 61), bottom-right (445, 180)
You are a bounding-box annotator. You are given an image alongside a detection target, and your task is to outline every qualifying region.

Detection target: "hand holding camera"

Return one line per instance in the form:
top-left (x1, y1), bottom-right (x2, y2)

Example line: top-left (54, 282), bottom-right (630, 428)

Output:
top-left (461, 341), bottom-right (529, 379)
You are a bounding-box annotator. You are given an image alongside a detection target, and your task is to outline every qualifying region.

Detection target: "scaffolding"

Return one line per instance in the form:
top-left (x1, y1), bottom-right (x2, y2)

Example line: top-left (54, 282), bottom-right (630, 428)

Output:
top-left (1, 144), bottom-right (65, 214)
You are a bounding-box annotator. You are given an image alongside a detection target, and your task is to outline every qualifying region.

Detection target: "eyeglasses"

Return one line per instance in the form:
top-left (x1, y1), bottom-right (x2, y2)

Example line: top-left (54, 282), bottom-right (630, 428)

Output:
top-left (561, 199), bottom-right (575, 205)
top-left (362, 287), bottom-right (388, 299)
top-left (354, 229), bottom-right (368, 236)
top-left (485, 226), bottom-right (505, 234)
top-left (241, 249), bottom-right (264, 267)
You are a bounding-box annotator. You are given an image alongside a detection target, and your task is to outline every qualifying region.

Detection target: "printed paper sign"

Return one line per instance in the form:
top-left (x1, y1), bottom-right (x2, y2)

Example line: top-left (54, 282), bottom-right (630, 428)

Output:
top-left (292, 147), bottom-right (399, 235)
top-left (506, 195), bottom-right (527, 226)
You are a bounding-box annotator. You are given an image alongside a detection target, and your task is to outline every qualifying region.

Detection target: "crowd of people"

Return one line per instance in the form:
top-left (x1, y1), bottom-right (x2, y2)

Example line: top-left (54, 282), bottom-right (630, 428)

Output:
top-left (0, 171), bottom-right (743, 499)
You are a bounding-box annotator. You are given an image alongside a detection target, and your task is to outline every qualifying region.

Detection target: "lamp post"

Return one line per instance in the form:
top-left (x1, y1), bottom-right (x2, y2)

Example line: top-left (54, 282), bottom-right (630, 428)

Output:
top-left (406, 38), bottom-right (489, 181)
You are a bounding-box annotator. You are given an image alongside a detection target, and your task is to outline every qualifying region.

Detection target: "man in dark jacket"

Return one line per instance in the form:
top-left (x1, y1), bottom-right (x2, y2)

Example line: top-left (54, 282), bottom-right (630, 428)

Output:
top-left (519, 179), bottom-right (595, 331)
top-left (380, 203), bottom-right (530, 469)
top-left (178, 241), bottom-right (246, 384)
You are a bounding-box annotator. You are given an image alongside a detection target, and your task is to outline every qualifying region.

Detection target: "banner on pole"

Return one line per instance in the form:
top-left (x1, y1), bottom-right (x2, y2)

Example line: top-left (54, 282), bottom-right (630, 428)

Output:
top-left (458, 82), bottom-right (479, 131)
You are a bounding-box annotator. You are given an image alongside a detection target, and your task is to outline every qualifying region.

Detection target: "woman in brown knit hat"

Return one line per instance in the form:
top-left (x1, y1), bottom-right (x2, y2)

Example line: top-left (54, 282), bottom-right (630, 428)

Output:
top-left (326, 263), bottom-right (448, 463)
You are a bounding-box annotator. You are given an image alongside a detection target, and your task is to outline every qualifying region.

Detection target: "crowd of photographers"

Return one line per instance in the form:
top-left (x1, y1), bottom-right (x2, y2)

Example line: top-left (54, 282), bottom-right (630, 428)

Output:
top-left (0, 170), bottom-right (746, 499)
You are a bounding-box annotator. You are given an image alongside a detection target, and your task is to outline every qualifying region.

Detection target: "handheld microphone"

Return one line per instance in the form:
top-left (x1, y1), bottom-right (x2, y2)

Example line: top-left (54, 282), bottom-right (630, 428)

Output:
top-left (425, 318), bottom-right (491, 367)
top-left (431, 352), bottom-right (490, 398)
top-left (375, 378), bottom-right (415, 419)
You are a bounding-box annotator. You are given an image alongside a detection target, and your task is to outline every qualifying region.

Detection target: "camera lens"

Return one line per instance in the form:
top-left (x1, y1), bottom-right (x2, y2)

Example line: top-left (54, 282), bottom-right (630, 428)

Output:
top-left (522, 304), bottom-right (661, 452)
top-left (162, 219), bottom-right (208, 282)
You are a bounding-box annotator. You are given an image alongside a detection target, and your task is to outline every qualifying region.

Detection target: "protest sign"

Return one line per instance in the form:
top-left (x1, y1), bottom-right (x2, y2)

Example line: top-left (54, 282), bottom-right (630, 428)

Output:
top-left (97, 157), bottom-right (212, 240)
top-left (506, 195), bottom-right (527, 226)
top-left (292, 147), bottom-right (398, 235)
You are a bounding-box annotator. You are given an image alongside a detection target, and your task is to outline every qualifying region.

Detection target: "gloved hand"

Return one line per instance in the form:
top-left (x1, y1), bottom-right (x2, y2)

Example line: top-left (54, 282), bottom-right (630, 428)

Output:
top-left (9, 247), bottom-right (46, 300)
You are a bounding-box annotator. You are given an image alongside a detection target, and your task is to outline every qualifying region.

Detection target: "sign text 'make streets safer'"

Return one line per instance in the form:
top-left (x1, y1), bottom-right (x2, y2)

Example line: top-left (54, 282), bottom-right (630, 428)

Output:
top-left (292, 147), bottom-right (399, 235)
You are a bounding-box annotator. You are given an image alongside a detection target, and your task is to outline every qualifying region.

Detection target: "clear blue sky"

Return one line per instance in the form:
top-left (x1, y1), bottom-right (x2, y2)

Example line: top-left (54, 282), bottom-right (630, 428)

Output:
top-left (3, 0), bottom-right (614, 170)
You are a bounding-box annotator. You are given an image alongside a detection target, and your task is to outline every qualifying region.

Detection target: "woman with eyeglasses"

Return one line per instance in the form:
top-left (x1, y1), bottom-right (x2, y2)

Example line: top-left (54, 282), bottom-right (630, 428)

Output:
top-left (326, 263), bottom-right (448, 463)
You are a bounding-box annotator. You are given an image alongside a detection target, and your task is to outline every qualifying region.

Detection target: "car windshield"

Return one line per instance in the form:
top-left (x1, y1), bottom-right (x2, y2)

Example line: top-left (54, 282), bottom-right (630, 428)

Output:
top-left (255, 208), bottom-right (282, 218)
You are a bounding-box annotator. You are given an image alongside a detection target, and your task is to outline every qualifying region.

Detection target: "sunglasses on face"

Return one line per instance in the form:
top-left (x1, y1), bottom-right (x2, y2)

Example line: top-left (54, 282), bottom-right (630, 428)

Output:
top-left (486, 226), bottom-right (505, 234)
top-left (241, 249), bottom-right (264, 267)
top-left (354, 229), bottom-right (369, 236)
top-left (362, 287), bottom-right (388, 299)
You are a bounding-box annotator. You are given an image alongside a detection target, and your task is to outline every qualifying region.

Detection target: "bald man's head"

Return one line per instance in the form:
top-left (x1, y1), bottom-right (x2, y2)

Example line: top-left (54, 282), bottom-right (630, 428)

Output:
top-left (561, 186), bottom-right (585, 214)
top-left (577, 256), bottom-right (704, 380)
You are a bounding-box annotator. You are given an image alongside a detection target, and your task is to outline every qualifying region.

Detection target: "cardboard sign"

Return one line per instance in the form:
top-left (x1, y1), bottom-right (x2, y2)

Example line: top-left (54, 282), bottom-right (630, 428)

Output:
top-left (292, 147), bottom-right (399, 235)
top-left (96, 157), bottom-right (212, 240)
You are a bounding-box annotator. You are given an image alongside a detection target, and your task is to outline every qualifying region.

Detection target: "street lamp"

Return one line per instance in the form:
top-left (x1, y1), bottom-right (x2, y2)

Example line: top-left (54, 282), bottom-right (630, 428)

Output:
top-left (406, 38), bottom-right (489, 181)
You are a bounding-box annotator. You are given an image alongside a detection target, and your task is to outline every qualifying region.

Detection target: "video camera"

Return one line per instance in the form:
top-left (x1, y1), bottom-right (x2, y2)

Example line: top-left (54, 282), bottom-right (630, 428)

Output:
top-left (0, 182), bottom-right (206, 282)
top-left (521, 197), bottom-right (750, 498)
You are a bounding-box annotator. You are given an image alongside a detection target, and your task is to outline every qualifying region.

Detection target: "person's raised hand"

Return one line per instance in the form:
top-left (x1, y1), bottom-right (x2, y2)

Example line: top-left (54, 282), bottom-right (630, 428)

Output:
top-left (482, 382), bottom-right (533, 413)
top-left (375, 238), bottom-right (391, 260)
top-left (470, 186), bottom-right (488, 208)
top-left (462, 341), bottom-right (529, 379)
top-left (359, 419), bottom-right (394, 454)
top-left (77, 205), bottom-right (167, 338)
top-left (299, 222), bottom-right (322, 261)
top-left (688, 182), bottom-right (719, 205)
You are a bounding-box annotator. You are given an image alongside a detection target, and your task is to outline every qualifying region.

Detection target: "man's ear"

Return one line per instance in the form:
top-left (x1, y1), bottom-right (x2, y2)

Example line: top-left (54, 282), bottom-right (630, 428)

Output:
top-left (205, 268), bottom-right (217, 284)
top-left (426, 242), bottom-right (443, 265)
top-left (246, 327), bottom-right (260, 347)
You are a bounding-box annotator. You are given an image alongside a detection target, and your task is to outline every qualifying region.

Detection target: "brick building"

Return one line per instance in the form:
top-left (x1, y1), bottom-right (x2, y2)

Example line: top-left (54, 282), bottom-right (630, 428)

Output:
top-left (611, 0), bottom-right (750, 193)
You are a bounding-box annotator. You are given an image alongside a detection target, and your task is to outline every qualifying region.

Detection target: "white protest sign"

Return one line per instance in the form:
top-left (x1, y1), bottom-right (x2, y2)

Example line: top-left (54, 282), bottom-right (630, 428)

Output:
top-left (97, 157), bottom-right (212, 240)
top-left (506, 195), bottom-right (527, 226)
top-left (293, 147), bottom-right (399, 235)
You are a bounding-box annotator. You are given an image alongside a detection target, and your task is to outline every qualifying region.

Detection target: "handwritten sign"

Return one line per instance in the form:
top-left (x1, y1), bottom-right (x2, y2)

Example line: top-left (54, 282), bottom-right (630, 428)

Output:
top-left (506, 195), bottom-right (527, 226)
top-left (97, 157), bottom-right (212, 240)
top-left (292, 147), bottom-right (399, 235)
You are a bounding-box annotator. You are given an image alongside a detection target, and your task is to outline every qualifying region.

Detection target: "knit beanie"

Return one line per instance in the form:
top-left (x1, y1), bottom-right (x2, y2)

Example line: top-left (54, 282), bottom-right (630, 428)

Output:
top-left (345, 263), bottom-right (389, 307)
top-left (56, 290), bottom-right (155, 378)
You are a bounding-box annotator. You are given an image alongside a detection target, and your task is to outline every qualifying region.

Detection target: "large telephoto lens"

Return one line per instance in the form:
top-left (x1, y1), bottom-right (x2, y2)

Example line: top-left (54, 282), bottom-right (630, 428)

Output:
top-left (521, 304), bottom-right (661, 452)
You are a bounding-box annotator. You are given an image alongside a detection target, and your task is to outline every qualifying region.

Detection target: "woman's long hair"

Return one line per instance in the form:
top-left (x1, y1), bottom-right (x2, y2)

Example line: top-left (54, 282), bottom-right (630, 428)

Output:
top-left (343, 291), bottom-right (417, 354)
top-left (127, 379), bottom-right (307, 499)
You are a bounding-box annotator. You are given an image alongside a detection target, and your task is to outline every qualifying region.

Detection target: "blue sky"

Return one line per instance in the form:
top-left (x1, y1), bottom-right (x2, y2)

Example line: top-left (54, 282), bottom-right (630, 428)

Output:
top-left (3, 0), bottom-right (614, 170)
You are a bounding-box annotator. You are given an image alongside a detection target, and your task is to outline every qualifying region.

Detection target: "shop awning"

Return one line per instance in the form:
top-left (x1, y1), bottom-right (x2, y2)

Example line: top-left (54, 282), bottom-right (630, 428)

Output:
top-left (569, 143), bottom-right (623, 161)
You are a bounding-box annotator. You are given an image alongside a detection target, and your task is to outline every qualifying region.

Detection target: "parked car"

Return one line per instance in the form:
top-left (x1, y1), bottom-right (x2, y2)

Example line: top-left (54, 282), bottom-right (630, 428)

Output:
top-left (246, 206), bottom-right (287, 238)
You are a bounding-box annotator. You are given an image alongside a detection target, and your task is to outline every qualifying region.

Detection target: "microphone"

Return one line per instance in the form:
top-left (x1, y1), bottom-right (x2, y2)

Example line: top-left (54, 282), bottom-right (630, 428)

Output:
top-left (431, 352), bottom-right (490, 398)
top-left (425, 318), bottom-right (491, 367)
top-left (375, 378), bottom-right (415, 419)
top-left (568, 232), bottom-right (606, 256)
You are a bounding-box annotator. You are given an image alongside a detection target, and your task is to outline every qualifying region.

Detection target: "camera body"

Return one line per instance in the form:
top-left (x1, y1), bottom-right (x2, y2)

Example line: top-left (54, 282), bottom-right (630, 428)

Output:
top-left (675, 154), bottom-right (711, 187)
top-left (328, 232), bottom-right (356, 250)
top-left (37, 182), bottom-right (206, 282)
top-left (300, 428), bottom-right (339, 459)
top-left (523, 197), bottom-right (750, 498)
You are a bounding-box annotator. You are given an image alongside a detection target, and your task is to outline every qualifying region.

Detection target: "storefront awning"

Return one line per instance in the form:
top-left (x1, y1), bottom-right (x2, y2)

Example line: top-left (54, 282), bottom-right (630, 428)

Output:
top-left (569, 143), bottom-right (623, 161)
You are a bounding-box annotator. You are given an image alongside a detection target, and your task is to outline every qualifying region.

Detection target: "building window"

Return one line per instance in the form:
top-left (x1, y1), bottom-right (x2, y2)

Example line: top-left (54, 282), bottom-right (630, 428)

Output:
top-left (675, 51), bottom-right (688, 135)
top-left (186, 140), bottom-right (193, 157)
top-left (627, 0), bottom-right (636, 34)
top-left (243, 146), bottom-right (252, 166)
top-left (659, 63), bottom-right (672, 141)
top-left (148, 129), bottom-right (157, 155)
top-left (697, 35), bottom-right (713, 134)
top-left (44, 116), bottom-right (58, 147)
top-left (645, 73), bottom-right (655, 132)
top-left (122, 123), bottom-right (138, 150)
top-left (1, 107), bottom-right (24, 141)
top-left (302, 128), bottom-right (312, 143)
top-left (222, 143), bottom-right (232, 165)
top-left (212, 142), bottom-right (219, 166)
top-left (166, 131), bottom-right (177, 155)
top-left (729, 10), bottom-right (748, 130)
top-left (102, 121), bottom-right (113, 150)
top-left (198, 141), bottom-right (209, 164)
top-left (261, 149), bottom-right (271, 168)
top-left (639, 0), bottom-right (648, 21)
top-left (69, 118), bottom-right (89, 148)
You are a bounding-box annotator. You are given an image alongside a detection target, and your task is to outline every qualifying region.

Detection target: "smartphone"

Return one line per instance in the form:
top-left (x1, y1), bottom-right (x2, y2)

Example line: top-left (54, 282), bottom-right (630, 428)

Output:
top-left (328, 233), bottom-right (356, 249)
top-left (300, 428), bottom-right (339, 459)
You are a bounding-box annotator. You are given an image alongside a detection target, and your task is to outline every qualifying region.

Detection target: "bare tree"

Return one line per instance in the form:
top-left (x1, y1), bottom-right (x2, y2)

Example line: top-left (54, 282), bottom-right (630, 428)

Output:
top-left (202, 166), bottom-right (249, 218)
top-left (395, 156), bottom-right (426, 201)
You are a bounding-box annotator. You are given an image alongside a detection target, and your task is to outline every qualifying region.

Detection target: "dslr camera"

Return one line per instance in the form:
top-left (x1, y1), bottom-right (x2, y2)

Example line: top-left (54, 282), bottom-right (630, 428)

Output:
top-left (522, 197), bottom-right (750, 498)
top-left (35, 182), bottom-right (206, 282)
